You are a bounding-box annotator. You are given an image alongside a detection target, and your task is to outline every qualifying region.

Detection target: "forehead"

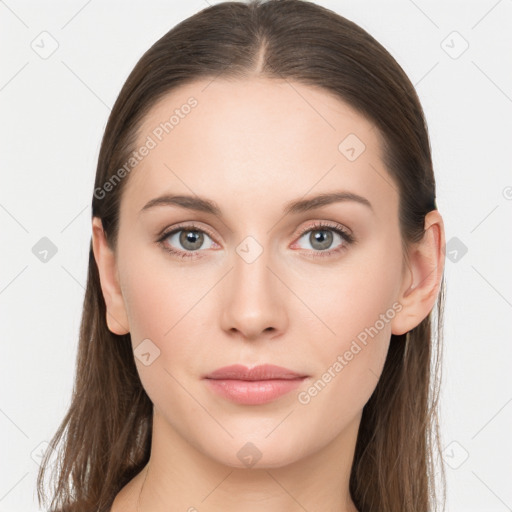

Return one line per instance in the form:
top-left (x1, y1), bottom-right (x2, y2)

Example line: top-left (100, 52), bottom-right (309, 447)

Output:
top-left (121, 77), bottom-right (396, 220)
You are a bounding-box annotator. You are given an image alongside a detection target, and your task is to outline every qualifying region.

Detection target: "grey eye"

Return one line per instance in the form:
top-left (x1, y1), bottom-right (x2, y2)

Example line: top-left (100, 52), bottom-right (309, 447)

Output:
top-left (296, 229), bottom-right (343, 251)
top-left (166, 229), bottom-right (214, 252)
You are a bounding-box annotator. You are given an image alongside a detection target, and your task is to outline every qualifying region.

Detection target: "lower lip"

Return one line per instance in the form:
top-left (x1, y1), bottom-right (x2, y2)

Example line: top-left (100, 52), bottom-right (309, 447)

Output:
top-left (204, 378), bottom-right (306, 405)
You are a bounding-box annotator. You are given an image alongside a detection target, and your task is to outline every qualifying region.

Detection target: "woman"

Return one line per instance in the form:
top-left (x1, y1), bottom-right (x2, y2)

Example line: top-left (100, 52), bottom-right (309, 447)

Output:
top-left (37, 1), bottom-right (446, 510)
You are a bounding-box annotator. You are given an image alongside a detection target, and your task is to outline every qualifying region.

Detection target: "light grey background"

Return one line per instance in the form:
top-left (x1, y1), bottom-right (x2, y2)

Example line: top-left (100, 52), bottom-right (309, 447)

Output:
top-left (1, 0), bottom-right (511, 510)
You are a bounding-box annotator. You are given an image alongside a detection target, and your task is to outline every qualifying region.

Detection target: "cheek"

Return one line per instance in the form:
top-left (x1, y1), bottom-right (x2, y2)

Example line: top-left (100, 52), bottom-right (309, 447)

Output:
top-left (119, 252), bottom-right (206, 383)
top-left (293, 241), bottom-right (402, 419)
top-left (295, 245), bottom-right (402, 349)
top-left (294, 288), bottom-right (396, 443)
top-left (120, 242), bottom-right (206, 340)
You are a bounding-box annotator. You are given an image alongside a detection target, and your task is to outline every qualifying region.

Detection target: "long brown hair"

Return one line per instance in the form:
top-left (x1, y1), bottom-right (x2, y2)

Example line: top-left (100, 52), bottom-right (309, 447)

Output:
top-left (37, 1), bottom-right (446, 510)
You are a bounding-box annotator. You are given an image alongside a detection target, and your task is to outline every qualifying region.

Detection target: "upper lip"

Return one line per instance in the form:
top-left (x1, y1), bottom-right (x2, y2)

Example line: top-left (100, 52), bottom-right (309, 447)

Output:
top-left (203, 364), bottom-right (307, 381)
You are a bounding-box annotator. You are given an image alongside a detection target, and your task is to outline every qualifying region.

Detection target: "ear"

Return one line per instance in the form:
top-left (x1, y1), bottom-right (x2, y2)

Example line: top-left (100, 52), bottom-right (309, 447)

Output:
top-left (91, 217), bottom-right (130, 335)
top-left (391, 210), bottom-right (445, 336)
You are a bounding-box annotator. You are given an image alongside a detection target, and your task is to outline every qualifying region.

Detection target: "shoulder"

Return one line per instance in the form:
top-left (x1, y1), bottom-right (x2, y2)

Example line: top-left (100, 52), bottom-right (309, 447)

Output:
top-left (109, 472), bottom-right (144, 512)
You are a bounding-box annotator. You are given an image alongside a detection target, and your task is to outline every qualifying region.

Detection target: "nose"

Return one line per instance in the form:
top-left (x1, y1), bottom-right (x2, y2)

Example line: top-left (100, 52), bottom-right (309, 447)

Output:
top-left (220, 244), bottom-right (288, 341)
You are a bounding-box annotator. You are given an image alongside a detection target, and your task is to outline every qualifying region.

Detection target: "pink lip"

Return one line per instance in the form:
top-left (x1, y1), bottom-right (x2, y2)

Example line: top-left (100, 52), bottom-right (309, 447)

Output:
top-left (203, 364), bottom-right (308, 405)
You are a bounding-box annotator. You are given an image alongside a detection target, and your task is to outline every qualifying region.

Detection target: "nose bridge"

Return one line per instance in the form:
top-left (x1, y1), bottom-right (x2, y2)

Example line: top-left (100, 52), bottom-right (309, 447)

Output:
top-left (232, 233), bottom-right (276, 302)
top-left (220, 232), bottom-right (286, 338)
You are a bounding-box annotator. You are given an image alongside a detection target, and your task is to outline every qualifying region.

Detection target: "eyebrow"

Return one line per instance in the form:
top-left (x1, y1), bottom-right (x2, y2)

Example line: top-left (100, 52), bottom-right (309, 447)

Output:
top-left (139, 190), bottom-right (374, 217)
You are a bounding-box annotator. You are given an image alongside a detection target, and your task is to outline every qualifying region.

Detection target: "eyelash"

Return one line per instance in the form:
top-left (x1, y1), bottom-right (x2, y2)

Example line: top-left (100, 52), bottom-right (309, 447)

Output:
top-left (156, 221), bottom-right (355, 260)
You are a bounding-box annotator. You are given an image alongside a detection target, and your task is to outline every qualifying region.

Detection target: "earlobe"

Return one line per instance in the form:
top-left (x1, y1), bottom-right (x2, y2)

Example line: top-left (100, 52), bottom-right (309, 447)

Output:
top-left (91, 217), bottom-right (130, 335)
top-left (391, 210), bottom-right (445, 336)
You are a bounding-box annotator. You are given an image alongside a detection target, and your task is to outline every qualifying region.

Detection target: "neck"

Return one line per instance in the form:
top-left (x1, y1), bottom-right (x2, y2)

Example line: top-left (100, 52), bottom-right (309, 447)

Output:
top-left (135, 408), bottom-right (361, 512)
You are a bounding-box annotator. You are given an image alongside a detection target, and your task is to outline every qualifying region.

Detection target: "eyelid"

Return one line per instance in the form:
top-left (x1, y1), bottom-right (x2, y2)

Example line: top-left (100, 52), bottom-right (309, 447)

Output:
top-left (157, 221), bottom-right (218, 244)
top-left (292, 219), bottom-right (353, 241)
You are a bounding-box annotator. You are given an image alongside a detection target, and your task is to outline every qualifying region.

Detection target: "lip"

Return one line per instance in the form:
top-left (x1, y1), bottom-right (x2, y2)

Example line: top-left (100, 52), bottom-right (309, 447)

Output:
top-left (203, 364), bottom-right (307, 381)
top-left (203, 364), bottom-right (308, 405)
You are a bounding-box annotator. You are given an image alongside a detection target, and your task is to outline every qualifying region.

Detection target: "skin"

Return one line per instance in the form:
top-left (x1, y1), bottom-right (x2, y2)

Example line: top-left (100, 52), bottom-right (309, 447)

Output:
top-left (92, 77), bottom-right (445, 512)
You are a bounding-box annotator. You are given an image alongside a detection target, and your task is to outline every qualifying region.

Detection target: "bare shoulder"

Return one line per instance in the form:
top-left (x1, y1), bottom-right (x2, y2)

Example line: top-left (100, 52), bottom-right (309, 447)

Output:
top-left (109, 469), bottom-right (146, 512)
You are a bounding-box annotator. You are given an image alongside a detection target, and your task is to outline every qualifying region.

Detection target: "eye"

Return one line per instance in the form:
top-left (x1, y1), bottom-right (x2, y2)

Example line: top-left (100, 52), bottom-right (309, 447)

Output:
top-left (157, 223), bottom-right (218, 259)
top-left (157, 220), bottom-right (355, 260)
top-left (292, 221), bottom-right (355, 258)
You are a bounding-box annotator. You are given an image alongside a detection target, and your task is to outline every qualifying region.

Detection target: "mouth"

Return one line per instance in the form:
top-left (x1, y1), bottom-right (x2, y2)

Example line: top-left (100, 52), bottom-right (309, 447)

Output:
top-left (203, 363), bottom-right (307, 381)
top-left (203, 364), bottom-right (308, 405)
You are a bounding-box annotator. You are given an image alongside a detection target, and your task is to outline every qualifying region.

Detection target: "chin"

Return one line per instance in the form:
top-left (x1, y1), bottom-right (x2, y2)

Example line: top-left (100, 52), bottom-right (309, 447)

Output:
top-left (200, 433), bottom-right (311, 470)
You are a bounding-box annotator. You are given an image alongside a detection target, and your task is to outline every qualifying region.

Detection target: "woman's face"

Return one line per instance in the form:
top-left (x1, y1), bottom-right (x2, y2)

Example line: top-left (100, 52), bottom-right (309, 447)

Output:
top-left (102, 78), bottom-right (411, 468)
